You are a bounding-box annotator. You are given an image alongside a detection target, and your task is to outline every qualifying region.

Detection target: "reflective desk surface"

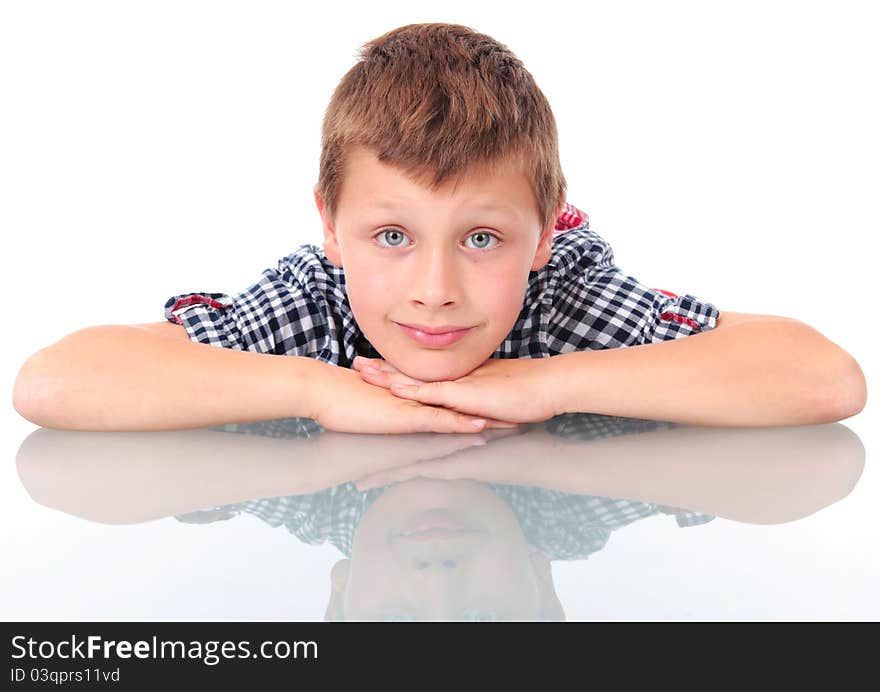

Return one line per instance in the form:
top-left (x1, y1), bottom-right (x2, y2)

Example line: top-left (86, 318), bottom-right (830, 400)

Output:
top-left (2, 414), bottom-right (876, 621)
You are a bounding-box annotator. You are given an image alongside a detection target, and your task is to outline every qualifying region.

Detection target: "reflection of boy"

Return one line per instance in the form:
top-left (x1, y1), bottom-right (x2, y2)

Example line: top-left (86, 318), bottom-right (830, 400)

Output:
top-left (178, 478), bottom-right (713, 621)
top-left (177, 412), bottom-right (713, 621)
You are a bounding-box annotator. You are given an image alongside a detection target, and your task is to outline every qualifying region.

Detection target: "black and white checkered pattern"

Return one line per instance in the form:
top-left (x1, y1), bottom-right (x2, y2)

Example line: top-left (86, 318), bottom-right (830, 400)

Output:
top-left (163, 222), bottom-right (719, 367)
top-left (185, 476), bottom-right (712, 561)
top-left (178, 413), bottom-right (714, 560)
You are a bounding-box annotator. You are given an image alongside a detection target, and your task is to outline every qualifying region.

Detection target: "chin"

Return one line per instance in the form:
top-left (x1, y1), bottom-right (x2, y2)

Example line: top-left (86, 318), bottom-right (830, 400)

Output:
top-left (401, 359), bottom-right (479, 383)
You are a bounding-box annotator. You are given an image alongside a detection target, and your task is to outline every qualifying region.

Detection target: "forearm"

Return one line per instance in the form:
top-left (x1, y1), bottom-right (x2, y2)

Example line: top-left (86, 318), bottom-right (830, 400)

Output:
top-left (13, 326), bottom-right (325, 431)
top-left (17, 429), bottom-right (491, 523)
top-left (500, 424), bottom-right (863, 523)
top-left (16, 428), bottom-right (325, 522)
top-left (551, 318), bottom-right (866, 427)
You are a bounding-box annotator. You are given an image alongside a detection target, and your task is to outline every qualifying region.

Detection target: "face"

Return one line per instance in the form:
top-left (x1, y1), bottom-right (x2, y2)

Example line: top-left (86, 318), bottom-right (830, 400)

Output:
top-left (332, 478), bottom-right (552, 621)
top-left (315, 146), bottom-right (560, 381)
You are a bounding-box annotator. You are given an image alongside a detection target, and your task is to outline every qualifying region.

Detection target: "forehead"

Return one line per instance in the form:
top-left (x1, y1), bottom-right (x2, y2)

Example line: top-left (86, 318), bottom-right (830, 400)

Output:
top-left (340, 146), bottom-right (534, 210)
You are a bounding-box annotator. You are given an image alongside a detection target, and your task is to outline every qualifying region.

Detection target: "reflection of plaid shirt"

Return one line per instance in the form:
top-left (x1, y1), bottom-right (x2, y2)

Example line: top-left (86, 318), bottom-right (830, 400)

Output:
top-left (176, 413), bottom-right (715, 561)
top-left (186, 482), bottom-right (713, 562)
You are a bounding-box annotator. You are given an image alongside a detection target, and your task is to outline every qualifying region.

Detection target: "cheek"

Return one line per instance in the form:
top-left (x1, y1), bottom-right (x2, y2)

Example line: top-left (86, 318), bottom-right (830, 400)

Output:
top-left (476, 266), bottom-right (528, 318)
top-left (346, 265), bottom-right (394, 314)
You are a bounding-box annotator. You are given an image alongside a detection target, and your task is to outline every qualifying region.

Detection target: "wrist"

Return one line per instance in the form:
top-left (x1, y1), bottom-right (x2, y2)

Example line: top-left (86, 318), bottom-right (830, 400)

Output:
top-left (294, 356), bottom-right (337, 422)
top-left (546, 351), bottom-right (585, 416)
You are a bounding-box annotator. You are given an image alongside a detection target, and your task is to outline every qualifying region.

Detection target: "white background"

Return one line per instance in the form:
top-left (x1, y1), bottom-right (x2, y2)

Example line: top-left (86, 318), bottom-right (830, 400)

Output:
top-left (1, 0), bottom-right (877, 620)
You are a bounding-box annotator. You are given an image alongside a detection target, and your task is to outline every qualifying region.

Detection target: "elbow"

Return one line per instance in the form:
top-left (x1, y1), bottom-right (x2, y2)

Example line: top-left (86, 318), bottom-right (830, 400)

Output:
top-left (825, 354), bottom-right (867, 423)
top-left (13, 353), bottom-right (57, 427)
top-left (13, 358), bottom-right (36, 422)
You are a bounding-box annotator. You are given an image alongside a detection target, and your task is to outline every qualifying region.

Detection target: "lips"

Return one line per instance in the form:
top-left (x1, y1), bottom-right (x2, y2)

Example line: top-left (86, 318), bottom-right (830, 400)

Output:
top-left (394, 509), bottom-right (485, 539)
top-left (398, 322), bottom-right (473, 335)
top-left (395, 322), bottom-right (474, 347)
top-left (394, 528), bottom-right (483, 542)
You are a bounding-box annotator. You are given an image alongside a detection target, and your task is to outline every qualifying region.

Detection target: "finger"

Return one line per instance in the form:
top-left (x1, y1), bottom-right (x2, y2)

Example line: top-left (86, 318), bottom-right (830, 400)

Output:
top-left (370, 360), bottom-right (401, 375)
top-left (355, 472), bottom-right (390, 491)
top-left (355, 464), bottom-right (423, 491)
top-left (394, 458), bottom-right (465, 481)
top-left (419, 406), bottom-right (493, 434)
top-left (484, 419), bottom-right (524, 429)
top-left (354, 430), bottom-right (489, 490)
top-left (357, 366), bottom-right (389, 389)
top-left (353, 356), bottom-right (407, 377)
top-left (360, 366), bottom-right (425, 388)
top-left (412, 432), bottom-right (489, 460)
top-left (391, 381), bottom-right (452, 406)
top-left (479, 427), bottom-right (530, 441)
top-left (353, 357), bottom-right (390, 373)
top-left (395, 382), bottom-right (514, 424)
top-left (383, 455), bottom-right (488, 483)
top-left (391, 382), bottom-right (522, 428)
top-left (358, 447), bottom-right (483, 489)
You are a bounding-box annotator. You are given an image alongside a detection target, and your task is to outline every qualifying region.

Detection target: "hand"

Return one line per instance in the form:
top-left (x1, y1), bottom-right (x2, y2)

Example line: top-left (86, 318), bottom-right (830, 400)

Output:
top-left (309, 361), bottom-right (522, 434)
top-left (353, 354), bottom-right (563, 425)
top-left (353, 425), bottom-right (555, 491)
top-left (298, 430), bottom-right (497, 492)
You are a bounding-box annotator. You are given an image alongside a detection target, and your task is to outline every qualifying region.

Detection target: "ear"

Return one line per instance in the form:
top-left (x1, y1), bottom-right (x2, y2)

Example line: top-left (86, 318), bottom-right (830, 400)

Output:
top-left (323, 558), bottom-right (351, 621)
top-left (530, 202), bottom-right (564, 272)
top-left (314, 184), bottom-right (343, 268)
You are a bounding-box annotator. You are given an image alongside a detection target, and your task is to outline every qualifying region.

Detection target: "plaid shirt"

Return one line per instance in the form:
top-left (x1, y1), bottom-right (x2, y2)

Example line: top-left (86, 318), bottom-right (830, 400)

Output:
top-left (164, 202), bottom-right (720, 365)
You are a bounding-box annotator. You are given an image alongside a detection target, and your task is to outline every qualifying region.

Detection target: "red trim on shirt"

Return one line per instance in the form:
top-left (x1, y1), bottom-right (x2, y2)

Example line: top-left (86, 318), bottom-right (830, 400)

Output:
top-left (653, 289), bottom-right (701, 330)
top-left (169, 295), bottom-right (229, 324)
top-left (554, 202), bottom-right (589, 232)
top-left (660, 311), bottom-right (703, 331)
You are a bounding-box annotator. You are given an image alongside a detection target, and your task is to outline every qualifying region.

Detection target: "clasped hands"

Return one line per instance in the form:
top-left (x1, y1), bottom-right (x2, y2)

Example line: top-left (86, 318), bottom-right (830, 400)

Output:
top-left (351, 354), bottom-right (563, 427)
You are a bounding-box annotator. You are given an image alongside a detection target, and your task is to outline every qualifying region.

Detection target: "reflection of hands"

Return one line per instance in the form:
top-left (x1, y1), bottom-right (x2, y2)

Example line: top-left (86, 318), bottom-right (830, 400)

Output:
top-left (312, 427), bottom-right (528, 492)
top-left (315, 430), bottom-right (488, 466)
top-left (353, 355), bottom-right (562, 424)
top-left (353, 425), bottom-right (553, 490)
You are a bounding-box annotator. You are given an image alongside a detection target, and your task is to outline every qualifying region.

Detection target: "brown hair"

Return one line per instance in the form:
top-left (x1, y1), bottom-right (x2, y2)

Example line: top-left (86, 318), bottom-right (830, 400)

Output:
top-left (317, 23), bottom-right (567, 232)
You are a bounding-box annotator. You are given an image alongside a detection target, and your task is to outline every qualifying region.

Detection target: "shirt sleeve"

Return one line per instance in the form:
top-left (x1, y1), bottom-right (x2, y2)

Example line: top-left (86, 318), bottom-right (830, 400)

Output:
top-left (163, 250), bottom-right (342, 359)
top-left (658, 505), bottom-right (716, 527)
top-left (547, 228), bottom-right (720, 352)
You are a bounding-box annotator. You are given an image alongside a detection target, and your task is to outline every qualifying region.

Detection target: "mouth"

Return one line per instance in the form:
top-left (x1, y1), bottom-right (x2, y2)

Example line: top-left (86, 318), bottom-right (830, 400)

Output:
top-left (395, 322), bottom-right (474, 347)
top-left (393, 528), bottom-right (485, 542)
top-left (393, 509), bottom-right (486, 540)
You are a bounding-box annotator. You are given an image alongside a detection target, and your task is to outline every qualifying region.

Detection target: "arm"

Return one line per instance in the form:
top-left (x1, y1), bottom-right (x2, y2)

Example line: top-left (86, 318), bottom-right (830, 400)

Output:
top-left (12, 323), bottom-right (323, 431)
top-left (353, 423), bottom-right (864, 525)
top-left (15, 427), bottom-right (489, 523)
top-left (551, 313), bottom-right (867, 427)
top-left (12, 322), bottom-right (514, 433)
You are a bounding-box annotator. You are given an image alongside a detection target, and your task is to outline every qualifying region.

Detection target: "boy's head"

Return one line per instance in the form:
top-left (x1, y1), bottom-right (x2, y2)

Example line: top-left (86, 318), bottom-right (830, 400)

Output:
top-left (324, 478), bottom-right (564, 621)
top-left (313, 23), bottom-right (567, 381)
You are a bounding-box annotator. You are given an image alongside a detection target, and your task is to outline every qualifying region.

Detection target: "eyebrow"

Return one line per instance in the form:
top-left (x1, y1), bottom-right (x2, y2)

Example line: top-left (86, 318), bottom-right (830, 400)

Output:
top-left (366, 200), bottom-right (517, 216)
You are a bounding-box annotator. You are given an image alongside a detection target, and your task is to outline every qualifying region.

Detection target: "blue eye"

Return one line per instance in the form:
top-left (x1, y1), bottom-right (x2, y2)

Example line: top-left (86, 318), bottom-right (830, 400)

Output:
top-left (377, 229), bottom-right (409, 247)
top-left (375, 229), bottom-right (499, 250)
top-left (465, 232), bottom-right (499, 250)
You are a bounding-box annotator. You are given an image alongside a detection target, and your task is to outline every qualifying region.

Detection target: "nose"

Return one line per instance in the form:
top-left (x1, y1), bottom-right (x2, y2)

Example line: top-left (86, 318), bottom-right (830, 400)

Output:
top-left (409, 556), bottom-right (467, 619)
top-left (407, 246), bottom-right (462, 307)
top-left (413, 557), bottom-right (461, 570)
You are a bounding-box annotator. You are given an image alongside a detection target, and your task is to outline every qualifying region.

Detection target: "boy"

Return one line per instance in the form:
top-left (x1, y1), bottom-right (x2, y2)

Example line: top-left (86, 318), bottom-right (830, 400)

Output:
top-left (12, 23), bottom-right (867, 434)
